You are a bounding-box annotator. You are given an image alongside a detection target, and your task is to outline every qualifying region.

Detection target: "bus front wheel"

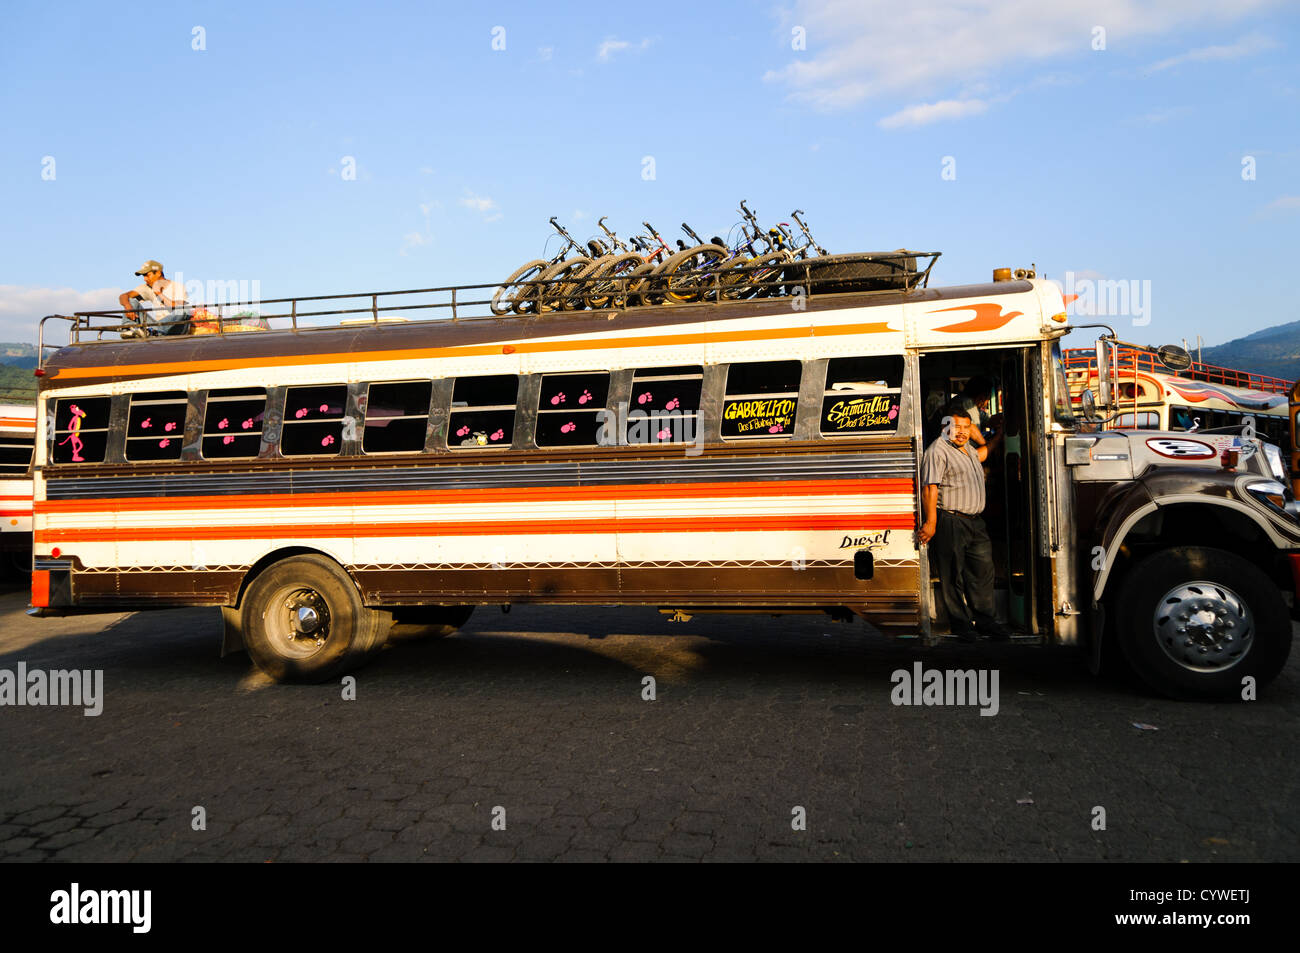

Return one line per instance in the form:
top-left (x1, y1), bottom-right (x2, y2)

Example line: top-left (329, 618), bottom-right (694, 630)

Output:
top-left (1115, 546), bottom-right (1291, 700)
top-left (242, 555), bottom-right (390, 683)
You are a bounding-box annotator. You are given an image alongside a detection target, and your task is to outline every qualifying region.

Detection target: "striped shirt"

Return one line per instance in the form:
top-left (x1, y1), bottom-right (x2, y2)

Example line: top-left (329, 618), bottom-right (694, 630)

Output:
top-left (920, 435), bottom-right (985, 515)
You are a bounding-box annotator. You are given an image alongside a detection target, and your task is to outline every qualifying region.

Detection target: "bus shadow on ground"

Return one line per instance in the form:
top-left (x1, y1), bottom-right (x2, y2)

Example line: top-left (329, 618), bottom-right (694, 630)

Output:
top-left (0, 599), bottom-right (1210, 702)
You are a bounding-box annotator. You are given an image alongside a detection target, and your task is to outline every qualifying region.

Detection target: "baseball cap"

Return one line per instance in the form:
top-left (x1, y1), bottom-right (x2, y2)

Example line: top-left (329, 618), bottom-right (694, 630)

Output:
top-left (133, 260), bottom-right (164, 275)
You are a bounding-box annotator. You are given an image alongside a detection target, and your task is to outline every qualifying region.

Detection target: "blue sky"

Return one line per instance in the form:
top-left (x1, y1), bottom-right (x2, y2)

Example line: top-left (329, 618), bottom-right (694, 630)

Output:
top-left (1, 0), bottom-right (1297, 352)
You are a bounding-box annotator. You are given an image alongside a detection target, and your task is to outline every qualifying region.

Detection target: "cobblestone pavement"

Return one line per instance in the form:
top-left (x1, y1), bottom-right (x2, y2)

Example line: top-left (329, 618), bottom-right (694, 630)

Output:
top-left (1, 580), bottom-right (1296, 862)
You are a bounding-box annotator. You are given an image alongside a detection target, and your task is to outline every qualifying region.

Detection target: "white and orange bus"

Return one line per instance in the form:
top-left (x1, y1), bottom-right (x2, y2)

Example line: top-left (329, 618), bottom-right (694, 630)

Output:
top-left (29, 262), bottom-right (1300, 699)
top-left (0, 399), bottom-right (36, 573)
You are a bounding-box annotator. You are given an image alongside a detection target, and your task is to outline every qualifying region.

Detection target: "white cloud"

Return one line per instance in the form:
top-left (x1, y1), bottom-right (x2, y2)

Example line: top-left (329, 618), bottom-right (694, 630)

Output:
top-left (399, 232), bottom-right (431, 257)
top-left (597, 36), bottom-right (654, 61)
top-left (537, 46), bottom-right (554, 62)
top-left (1265, 195), bottom-right (1300, 213)
top-left (878, 98), bottom-right (989, 129)
top-left (418, 166), bottom-right (435, 175)
top-left (766, 0), bottom-right (1282, 112)
top-left (1144, 32), bottom-right (1276, 73)
top-left (0, 285), bottom-right (123, 342)
top-left (459, 191), bottom-right (502, 223)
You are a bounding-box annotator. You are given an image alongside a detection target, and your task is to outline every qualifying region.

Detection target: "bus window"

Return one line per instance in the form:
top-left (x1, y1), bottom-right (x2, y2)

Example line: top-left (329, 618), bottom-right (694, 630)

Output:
top-left (203, 388), bottom-right (266, 459)
top-left (1171, 406), bottom-right (1196, 430)
top-left (0, 434), bottom-right (33, 474)
top-left (52, 397), bottom-right (111, 464)
top-left (282, 385), bottom-right (348, 456)
top-left (125, 392), bottom-right (187, 461)
top-left (363, 381), bottom-right (432, 454)
top-left (627, 366), bottom-right (702, 445)
top-left (449, 375), bottom-right (518, 450)
top-left (535, 372), bottom-right (609, 447)
top-left (721, 361), bottom-right (801, 440)
top-left (1113, 412), bottom-right (1159, 429)
top-left (819, 355), bottom-right (903, 437)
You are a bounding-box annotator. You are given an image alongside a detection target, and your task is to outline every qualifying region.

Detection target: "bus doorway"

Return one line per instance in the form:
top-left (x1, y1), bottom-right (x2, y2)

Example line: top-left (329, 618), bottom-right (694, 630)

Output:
top-left (917, 346), bottom-right (1040, 638)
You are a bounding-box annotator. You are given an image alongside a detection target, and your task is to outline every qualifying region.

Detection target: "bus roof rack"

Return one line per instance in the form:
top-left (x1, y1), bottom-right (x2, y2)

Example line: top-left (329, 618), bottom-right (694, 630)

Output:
top-left (37, 251), bottom-right (941, 369)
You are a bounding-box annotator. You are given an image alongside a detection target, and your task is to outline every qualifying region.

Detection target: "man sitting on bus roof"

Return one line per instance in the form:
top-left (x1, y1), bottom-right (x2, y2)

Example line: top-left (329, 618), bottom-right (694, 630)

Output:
top-left (918, 401), bottom-right (1010, 643)
top-left (119, 259), bottom-right (190, 337)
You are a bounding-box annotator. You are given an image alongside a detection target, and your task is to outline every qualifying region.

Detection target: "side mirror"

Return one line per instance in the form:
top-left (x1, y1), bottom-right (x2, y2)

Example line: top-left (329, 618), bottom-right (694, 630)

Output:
top-left (1156, 344), bottom-right (1192, 371)
top-left (1094, 340), bottom-right (1113, 407)
top-left (1080, 389), bottom-right (1097, 420)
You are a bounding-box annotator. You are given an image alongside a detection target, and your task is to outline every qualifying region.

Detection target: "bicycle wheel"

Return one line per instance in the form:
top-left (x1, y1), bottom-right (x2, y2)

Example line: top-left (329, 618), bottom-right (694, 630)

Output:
top-left (585, 252), bottom-right (644, 310)
top-left (491, 259), bottom-right (548, 315)
top-left (533, 256), bottom-right (591, 313)
top-left (739, 250), bottom-right (795, 299)
top-left (559, 255), bottom-right (614, 311)
top-left (654, 243), bottom-right (728, 304)
top-left (626, 261), bottom-right (661, 307)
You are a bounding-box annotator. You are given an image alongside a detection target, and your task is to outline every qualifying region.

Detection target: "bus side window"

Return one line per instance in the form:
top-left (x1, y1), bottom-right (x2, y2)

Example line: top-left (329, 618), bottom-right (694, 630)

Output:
top-left (535, 372), bottom-right (610, 447)
top-left (0, 431), bottom-right (35, 474)
top-left (721, 361), bottom-right (801, 440)
top-left (203, 388), bottom-right (267, 459)
top-left (282, 384), bottom-right (348, 456)
top-left (363, 380), bottom-right (433, 453)
top-left (125, 391), bottom-right (187, 461)
top-left (819, 355), bottom-right (903, 437)
top-left (51, 396), bottom-right (112, 464)
top-left (627, 366), bottom-right (702, 445)
top-left (449, 375), bottom-right (518, 449)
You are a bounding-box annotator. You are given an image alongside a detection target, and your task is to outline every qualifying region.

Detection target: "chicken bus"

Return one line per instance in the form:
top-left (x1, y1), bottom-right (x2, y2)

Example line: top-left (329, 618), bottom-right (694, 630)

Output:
top-left (29, 262), bottom-right (1299, 699)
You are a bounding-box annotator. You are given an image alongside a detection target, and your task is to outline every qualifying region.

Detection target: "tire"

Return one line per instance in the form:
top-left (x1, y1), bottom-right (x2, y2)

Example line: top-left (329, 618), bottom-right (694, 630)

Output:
top-left (1114, 546), bottom-right (1291, 700)
top-left (653, 243), bottom-right (728, 304)
top-left (558, 255), bottom-right (613, 311)
top-left (783, 251), bottom-right (918, 295)
top-left (584, 252), bottom-right (643, 309)
top-left (532, 257), bottom-right (590, 313)
top-left (389, 605), bottom-right (475, 640)
top-left (241, 555), bottom-right (391, 683)
top-left (491, 259), bottom-right (548, 315)
top-left (626, 261), bottom-right (661, 307)
top-left (719, 250), bottom-right (792, 300)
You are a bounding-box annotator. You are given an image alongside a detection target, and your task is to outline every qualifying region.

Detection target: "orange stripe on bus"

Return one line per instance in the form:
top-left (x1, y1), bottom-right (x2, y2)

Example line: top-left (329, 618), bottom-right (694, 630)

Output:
top-left (36, 513), bottom-right (917, 544)
top-left (45, 322), bottom-right (896, 381)
top-left (35, 478), bottom-right (915, 514)
top-left (0, 418), bottom-right (35, 428)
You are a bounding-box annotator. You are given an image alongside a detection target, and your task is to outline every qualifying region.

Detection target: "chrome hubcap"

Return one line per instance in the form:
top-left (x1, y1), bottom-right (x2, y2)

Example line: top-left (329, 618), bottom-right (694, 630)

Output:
top-left (264, 587), bottom-right (332, 659)
top-left (1153, 581), bottom-right (1253, 673)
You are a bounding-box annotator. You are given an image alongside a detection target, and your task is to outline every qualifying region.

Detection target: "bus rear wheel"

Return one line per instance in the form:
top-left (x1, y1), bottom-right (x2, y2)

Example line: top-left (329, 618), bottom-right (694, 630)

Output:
top-left (242, 555), bottom-right (391, 683)
top-left (1115, 546), bottom-right (1291, 700)
top-left (389, 605), bottom-right (474, 640)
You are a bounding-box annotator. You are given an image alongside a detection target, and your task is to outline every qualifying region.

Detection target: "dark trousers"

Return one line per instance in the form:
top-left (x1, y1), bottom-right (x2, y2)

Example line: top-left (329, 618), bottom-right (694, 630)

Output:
top-left (932, 510), bottom-right (997, 630)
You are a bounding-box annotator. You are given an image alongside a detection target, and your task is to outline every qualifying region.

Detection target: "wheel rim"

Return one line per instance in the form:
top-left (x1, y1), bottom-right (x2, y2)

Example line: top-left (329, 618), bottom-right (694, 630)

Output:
top-left (1152, 580), bottom-right (1254, 672)
top-left (262, 585), bottom-right (333, 660)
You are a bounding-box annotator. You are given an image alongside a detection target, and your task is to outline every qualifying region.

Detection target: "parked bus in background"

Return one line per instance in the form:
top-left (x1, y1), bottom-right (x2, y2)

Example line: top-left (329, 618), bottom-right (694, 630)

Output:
top-left (28, 262), bottom-right (1300, 700)
top-left (1063, 347), bottom-right (1291, 453)
top-left (0, 398), bottom-right (36, 575)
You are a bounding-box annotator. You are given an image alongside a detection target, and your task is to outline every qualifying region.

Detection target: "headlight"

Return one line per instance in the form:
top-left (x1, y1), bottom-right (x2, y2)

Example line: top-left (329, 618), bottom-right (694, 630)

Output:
top-left (1264, 442), bottom-right (1287, 481)
top-left (1246, 479), bottom-right (1289, 512)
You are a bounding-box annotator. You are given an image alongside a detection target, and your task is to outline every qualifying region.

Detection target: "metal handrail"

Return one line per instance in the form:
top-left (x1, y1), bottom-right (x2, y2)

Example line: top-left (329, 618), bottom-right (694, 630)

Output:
top-left (37, 251), bottom-right (941, 369)
top-left (1063, 346), bottom-right (1292, 394)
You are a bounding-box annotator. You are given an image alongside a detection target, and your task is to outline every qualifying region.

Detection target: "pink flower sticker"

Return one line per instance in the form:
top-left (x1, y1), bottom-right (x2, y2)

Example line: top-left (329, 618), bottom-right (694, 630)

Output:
top-left (319, 404), bottom-right (329, 413)
top-left (888, 405), bottom-right (898, 420)
top-left (665, 397), bottom-right (679, 410)
top-left (560, 421), bottom-right (575, 433)
top-left (769, 423), bottom-right (784, 433)
top-left (164, 421), bottom-right (176, 432)
top-left (321, 435), bottom-right (335, 447)
top-left (294, 408), bottom-right (308, 419)
top-left (218, 418), bottom-right (229, 429)
top-left (223, 435), bottom-right (234, 445)
top-left (637, 391), bottom-right (652, 405)
top-left (657, 428), bottom-right (671, 440)
top-left (242, 418), bottom-right (254, 429)
top-left (158, 438), bottom-right (170, 448)
top-left (578, 389), bottom-right (593, 405)
top-left (456, 425), bottom-right (470, 436)
top-left (551, 392), bottom-right (566, 406)
top-left (140, 417), bottom-right (152, 429)
top-left (490, 429), bottom-right (504, 441)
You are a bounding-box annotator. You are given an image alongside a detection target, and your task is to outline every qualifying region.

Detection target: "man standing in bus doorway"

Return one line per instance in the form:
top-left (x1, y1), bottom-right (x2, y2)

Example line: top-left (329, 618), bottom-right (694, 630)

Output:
top-left (954, 376), bottom-right (994, 450)
top-left (918, 402), bottom-right (1010, 642)
top-left (119, 259), bottom-right (189, 337)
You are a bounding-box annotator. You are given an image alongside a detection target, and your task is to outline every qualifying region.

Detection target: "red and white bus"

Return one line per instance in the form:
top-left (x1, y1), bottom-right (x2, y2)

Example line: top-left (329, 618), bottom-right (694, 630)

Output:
top-left (0, 400), bottom-right (36, 573)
